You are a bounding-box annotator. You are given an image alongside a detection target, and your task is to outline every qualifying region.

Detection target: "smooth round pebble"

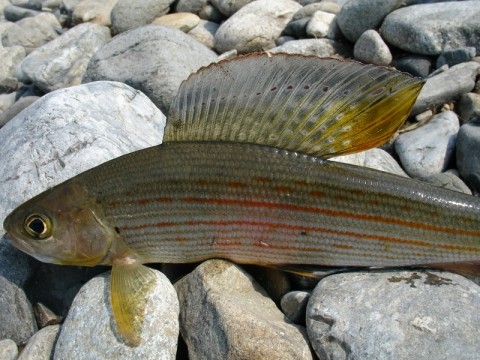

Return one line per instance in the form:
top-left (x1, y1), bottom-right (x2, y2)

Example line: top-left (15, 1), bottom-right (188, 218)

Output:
top-left (281, 291), bottom-right (311, 324)
top-left (353, 29), bottom-right (392, 65)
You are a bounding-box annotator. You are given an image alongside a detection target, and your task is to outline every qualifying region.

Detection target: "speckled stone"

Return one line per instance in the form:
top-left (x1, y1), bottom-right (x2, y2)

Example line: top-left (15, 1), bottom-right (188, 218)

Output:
top-left (18, 325), bottom-right (60, 360)
top-left (353, 29), bottom-right (392, 65)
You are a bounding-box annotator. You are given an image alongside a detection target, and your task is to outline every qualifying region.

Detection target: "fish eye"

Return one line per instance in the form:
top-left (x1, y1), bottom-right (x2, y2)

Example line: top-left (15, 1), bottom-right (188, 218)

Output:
top-left (24, 213), bottom-right (52, 239)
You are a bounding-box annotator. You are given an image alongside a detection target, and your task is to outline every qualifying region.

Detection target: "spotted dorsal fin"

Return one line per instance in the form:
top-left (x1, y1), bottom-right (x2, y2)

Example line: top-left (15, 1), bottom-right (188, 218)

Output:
top-left (165, 53), bottom-right (423, 158)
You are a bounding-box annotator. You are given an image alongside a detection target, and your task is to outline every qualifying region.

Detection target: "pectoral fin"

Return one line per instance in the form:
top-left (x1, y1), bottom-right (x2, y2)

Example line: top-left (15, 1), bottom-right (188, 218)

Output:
top-left (110, 263), bottom-right (157, 346)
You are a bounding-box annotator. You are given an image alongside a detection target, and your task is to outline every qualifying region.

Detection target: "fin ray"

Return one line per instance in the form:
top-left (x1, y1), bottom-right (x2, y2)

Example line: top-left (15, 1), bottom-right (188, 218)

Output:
top-left (166, 53), bottom-right (423, 158)
top-left (111, 263), bottom-right (157, 346)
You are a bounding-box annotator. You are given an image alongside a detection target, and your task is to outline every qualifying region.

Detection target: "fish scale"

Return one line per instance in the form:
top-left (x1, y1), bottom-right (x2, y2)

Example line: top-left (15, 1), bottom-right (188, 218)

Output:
top-left (69, 141), bottom-right (480, 266)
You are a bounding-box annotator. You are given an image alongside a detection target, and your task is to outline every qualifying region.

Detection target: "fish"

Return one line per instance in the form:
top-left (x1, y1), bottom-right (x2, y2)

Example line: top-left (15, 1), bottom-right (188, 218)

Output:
top-left (3, 53), bottom-right (480, 346)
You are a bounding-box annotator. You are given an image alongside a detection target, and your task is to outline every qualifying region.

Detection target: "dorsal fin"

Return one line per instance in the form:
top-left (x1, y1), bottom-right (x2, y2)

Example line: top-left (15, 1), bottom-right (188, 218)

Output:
top-left (165, 53), bottom-right (423, 158)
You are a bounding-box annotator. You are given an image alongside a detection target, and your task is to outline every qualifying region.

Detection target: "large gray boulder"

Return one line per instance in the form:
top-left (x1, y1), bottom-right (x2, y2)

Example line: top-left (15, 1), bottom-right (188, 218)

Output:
top-left (83, 25), bottom-right (216, 114)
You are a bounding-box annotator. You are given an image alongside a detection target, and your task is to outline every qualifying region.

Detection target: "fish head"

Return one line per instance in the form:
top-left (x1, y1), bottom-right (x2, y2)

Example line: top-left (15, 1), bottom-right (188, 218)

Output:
top-left (3, 181), bottom-right (115, 266)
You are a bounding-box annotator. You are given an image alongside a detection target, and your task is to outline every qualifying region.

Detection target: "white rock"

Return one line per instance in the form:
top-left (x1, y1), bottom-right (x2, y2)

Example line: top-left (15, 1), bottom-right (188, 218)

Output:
top-left (54, 270), bottom-right (179, 360)
top-left (71, 0), bottom-right (119, 26)
top-left (307, 271), bottom-right (480, 360)
top-left (0, 339), bottom-right (18, 360)
top-left (18, 325), bottom-right (60, 360)
top-left (188, 19), bottom-right (219, 49)
top-left (306, 10), bottom-right (340, 39)
top-left (395, 111), bottom-right (459, 178)
top-left (353, 29), bottom-right (392, 66)
top-left (18, 23), bottom-right (111, 92)
top-left (214, 0), bottom-right (301, 54)
top-left (0, 81), bottom-right (166, 221)
top-left (332, 148), bottom-right (408, 177)
top-left (270, 38), bottom-right (351, 57)
top-left (0, 46), bottom-right (25, 93)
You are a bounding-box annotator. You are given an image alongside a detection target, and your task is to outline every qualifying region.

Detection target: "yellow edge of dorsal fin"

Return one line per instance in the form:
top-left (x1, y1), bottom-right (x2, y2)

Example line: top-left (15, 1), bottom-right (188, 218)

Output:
top-left (165, 53), bottom-right (423, 158)
top-left (110, 262), bottom-right (157, 346)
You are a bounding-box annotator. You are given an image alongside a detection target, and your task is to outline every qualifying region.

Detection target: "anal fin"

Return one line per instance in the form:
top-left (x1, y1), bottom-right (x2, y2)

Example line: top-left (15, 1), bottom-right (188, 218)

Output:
top-left (268, 264), bottom-right (365, 278)
top-left (111, 263), bottom-right (157, 346)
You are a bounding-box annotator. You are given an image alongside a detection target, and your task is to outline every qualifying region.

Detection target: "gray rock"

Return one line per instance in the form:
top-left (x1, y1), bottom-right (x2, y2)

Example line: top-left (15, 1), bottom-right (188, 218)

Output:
top-left (0, 46), bottom-right (25, 93)
top-left (436, 47), bottom-right (477, 68)
top-left (210, 0), bottom-right (253, 17)
top-left (110, 0), bottom-right (174, 34)
top-left (3, 4), bottom-right (40, 21)
top-left (270, 38), bottom-right (352, 58)
top-left (0, 339), bottom-right (18, 360)
top-left (392, 55), bottom-right (433, 78)
top-left (380, 1), bottom-right (480, 56)
top-left (307, 271), bottom-right (480, 360)
top-left (412, 61), bottom-right (480, 115)
top-left (458, 92), bottom-right (480, 123)
top-left (0, 23), bottom-right (14, 49)
top-left (18, 23), bottom-right (111, 92)
top-left (306, 11), bottom-right (341, 39)
top-left (10, 0), bottom-right (41, 10)
top-left (71, 0), bottom-right (118, 26)
top-left (457, 123), bottom-right (480, 194)
top-left (83, 25), bottom-right (216, 114)
top-left (0, 275), bottom-right (38, 345)
top-left (54, 270), bottom-right (179, 359)
top-left (34, 303), bottom-right (63, 328)
top-left (188, 19), bottom-right (219, 49)
top-left (281, 291), bottom-right (311, 324)
top-left (283, 17), bottom-right (309, 38)
top-left (276, 35), bottom-right (295, 46)
top-left (18, 325), bottom-right (60, 360)
top-left (0, 81), bottom-right (166, 221)
top-left (152, 12), bottom-right (200, 33)
top-left (293, 2), bottom-right (341, 20)
top-left (175, 260), bottom-right (313, 360)
top-left (336, 0), bottom-right (402, 42)
top-left (354, 29), bottom-right (392, 66)
top-left (214, 0), bottom-right (301, 54)
top-left (395, 111), bottom-right (459, 178)
top-left (332, 148), bottom-right (408, 177)
top-left (422, 170), bottom-right (472, 195)
top-left (0, 96), bottom-right (38, 129)
top-left (177, 0), bottom-right (225, 22)
top-left (1, 12), bottom-right (61, 54)
top-left (0, 0), bottom-right (9, 21)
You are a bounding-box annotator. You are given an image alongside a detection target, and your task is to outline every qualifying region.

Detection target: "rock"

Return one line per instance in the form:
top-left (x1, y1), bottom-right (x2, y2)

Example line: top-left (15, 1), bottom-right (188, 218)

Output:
top-left (1, 12), bottom-right (61, 54)
top-left (457, 123), bottom-right (480, 194)
top-left (0, 339), bottom-right (18, 360)
top-left (392, 55), bottom-right (433, 78)
top-left (176, 0), bottom-right (225, 22)
top-left (71, 0), bottom-right (119, 26)
top-left (175, 260), bottom-right (313, 360)
top-left (353, 29), bottom-right (392, 66)
top-left (10, 0), bottom-right (42, 10)
top-left (197, 4), bottom-right (224, 22)
top-left (0, 92), bottom-right (17, 114)
top-left (214, 0), bottom-right (301, 54)
top-left (336, 0), bottom-right (402, 42)
top-left (0, 275), bottom-right (38, 344)
top-left (276, 35), bottom-right (295, 46)
top-left (436, 47), bottom-right (477, 68)
top-left (3, 4), bottom-right (40, 22)
top-left (110, 0), bottom-right (174, 34)
top-left (34, 303), bottom-right (63, 328)
top-left (83, 25), bottom-right (216, 114)
top-left (270, 38), bottom-right (352, 58)
top-left (0, 46), bottom-right (25, 93)
top-left (458, 92), bottom-right (480, 123)
top-left (380, 1), bottom-right (480, 56)
top-left (152, 12), bottom-right (200, 32)
top-left (307, 271), bottom-right (480, 360)
top-left (0, 96), bottom-right (38, 129)
top-left (0, 81), bottom-right (166, 220)
top-left (293, 2), bottom-right (341, 19)
top-left (332, 148), bottom-right (408, 177)
top-left (395, 111), bottom-right (459, 178)
top-left (17, 23), bottom-right (111, 93)
top-left (210, 0), bottom-right (252, 17)
top-left (54, 270), bottom-right (179, 359)
top-left (306, 11), bottom-right (341, 39)
top-left (248, 267), bottom-right (291, 303)
top-left (188, 19), bottom-right (219, 49)
top-left (283, 17), bottom-right (309, 38)
top-left (18, 325), bottom-right (60, 360)
top-left (412, 61), bottom-right (480, 115)
top-left (216, 48), bottom-right (237, 61)
top-left (0, 22), bottom-right (15, 48)
top-left (281, 291), bottom-right (311, 324)
top-left (422, 170), bottom-right (472, 195)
